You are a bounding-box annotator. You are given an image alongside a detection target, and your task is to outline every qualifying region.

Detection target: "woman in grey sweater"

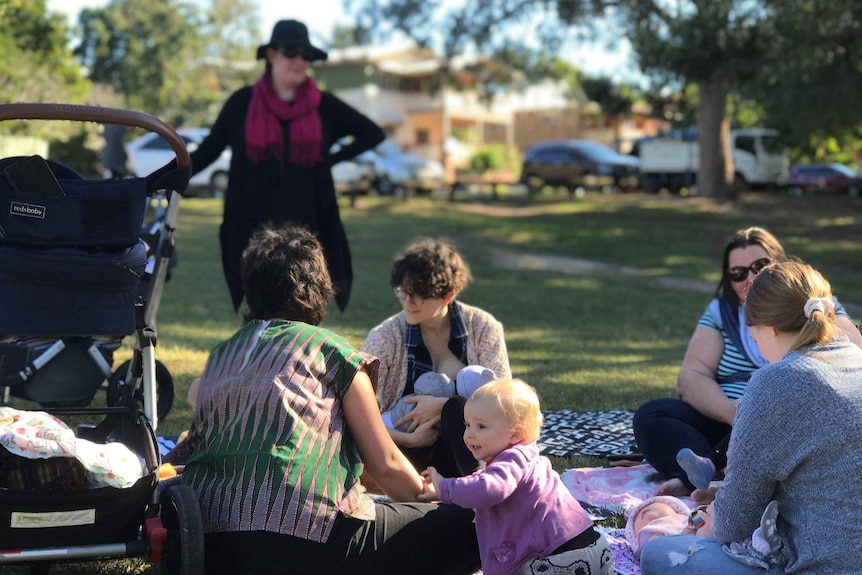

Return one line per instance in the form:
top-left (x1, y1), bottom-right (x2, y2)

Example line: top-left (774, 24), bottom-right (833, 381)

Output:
top-left (640, 260), bottom-right (862, 575)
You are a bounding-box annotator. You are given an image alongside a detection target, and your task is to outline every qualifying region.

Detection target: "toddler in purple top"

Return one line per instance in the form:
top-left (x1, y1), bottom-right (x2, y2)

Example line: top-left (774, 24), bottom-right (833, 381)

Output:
top-left (420, 378), bottom-right (613, 575)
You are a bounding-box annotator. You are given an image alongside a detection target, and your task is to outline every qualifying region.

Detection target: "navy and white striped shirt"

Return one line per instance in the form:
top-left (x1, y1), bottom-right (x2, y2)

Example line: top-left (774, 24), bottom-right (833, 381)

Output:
top-left (699, 297), bottom-right (851, 400)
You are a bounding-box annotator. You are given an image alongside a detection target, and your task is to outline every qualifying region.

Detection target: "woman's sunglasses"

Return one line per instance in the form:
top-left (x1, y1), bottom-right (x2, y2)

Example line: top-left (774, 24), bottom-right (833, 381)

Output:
top-left (278, 46), bottom-right (315, 62)
top-left (727, 257), bottom-right (772, 283)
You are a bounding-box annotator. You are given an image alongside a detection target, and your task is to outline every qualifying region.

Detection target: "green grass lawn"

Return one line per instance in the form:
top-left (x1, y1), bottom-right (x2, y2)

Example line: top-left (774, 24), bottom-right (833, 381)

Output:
top-left (4, 188), bottom-right (861, 573)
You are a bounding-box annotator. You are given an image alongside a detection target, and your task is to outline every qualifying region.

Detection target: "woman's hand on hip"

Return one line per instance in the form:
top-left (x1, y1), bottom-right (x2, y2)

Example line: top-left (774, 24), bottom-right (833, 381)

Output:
top-left (394, 395), bottom-right (448, 431)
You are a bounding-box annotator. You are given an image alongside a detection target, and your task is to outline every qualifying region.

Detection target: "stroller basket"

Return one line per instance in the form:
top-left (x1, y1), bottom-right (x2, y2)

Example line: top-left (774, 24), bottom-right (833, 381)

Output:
top-left (0, 473), bottom-right (157, 548)
top-left (0, 406), bottom-right (159, 549)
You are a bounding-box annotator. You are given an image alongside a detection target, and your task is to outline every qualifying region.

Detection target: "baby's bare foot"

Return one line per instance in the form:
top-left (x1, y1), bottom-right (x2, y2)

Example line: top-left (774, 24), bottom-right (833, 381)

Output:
top-left (656, 477), bottom-right (691, 497)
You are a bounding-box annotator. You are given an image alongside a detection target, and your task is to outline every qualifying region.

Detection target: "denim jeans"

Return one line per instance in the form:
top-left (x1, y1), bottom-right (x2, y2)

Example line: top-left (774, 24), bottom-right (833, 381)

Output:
top-left (640, 535), bottom-right (785, 575)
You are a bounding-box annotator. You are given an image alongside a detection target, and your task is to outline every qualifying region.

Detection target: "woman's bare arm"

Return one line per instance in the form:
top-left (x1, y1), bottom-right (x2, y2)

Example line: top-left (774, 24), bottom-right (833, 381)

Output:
top-left (838, 317), bottom-right (862, 348)
top-left (343, 367), bottom-right (424, 501)
top-left (676, 327), bottom-right (737, 425)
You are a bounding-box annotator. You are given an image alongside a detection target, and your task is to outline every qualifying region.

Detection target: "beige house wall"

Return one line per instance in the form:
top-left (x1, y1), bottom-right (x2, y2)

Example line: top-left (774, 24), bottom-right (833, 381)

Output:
top-left (515, 108), bottom-right (671, 153)
top-left (514, 108), bottom-right (584, 152)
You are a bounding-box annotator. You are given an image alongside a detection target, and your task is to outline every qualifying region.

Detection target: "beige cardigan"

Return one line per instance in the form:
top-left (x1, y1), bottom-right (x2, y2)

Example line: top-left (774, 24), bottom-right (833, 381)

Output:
top-left (362, 302), bottom-right (512, 412)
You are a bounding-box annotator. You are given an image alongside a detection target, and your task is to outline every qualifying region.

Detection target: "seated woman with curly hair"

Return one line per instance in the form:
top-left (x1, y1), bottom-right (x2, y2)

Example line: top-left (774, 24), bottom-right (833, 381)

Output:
top-left (181, 224), bottom-right (480, 575)
top-left (363, 238), bottom-right (512, 478)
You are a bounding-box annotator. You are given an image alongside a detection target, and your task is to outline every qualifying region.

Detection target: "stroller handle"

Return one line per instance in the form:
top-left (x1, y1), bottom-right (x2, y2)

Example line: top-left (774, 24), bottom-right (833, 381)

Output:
top-left (0, 103), bottom-right (190, 168)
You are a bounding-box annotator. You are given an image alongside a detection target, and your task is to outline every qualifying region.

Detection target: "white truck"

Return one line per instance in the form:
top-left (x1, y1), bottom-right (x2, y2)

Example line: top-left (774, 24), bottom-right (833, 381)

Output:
top-left (636, 128), bottom-right (789, 193)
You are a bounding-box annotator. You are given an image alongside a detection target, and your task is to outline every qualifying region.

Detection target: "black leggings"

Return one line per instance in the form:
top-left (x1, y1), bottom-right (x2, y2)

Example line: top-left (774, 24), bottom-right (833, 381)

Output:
top-left (706, 433), bottom-right (730, 472)
top-left (203, 502), bottom-right (480, 575)
top-left (401, 395), bottom-right (478, 477)
top-left (632, 397), bottom-right (731, 490)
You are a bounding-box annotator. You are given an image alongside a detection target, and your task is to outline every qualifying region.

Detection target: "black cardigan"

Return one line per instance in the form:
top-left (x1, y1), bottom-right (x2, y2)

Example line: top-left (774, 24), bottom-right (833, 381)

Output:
top-left (190, 87), bottom-right (385, 312)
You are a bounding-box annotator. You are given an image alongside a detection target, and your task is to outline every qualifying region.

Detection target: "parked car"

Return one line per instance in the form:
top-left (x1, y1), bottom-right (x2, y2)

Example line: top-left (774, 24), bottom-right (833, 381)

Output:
top-left (126, 128), bottom-right (230, 197)
top-left (360, 140), bottom-right (446, 196)
top-left (519, 140), bottom-right (640, 195)
top-left (331, 158), bottom-right (374, 195)
top-left (787, 163), bottom-right (862, 198)
top-left (326, 139), bottom-right (379, 196)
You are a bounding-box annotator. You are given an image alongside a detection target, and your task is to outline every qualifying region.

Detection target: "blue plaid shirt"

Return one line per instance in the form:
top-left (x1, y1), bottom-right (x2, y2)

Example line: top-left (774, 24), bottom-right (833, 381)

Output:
top-left (403, 301), bottom-right (468, 394)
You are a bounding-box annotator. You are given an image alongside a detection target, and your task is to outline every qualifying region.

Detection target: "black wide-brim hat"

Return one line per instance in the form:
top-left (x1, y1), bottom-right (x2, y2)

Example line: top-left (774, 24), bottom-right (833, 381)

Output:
top-left (256, 19), bottom-right (328, 62)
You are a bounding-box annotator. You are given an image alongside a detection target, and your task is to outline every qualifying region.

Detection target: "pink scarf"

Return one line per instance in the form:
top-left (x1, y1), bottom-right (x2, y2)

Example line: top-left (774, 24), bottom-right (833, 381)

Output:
top-left (245, 72), bottom-right (323, 167)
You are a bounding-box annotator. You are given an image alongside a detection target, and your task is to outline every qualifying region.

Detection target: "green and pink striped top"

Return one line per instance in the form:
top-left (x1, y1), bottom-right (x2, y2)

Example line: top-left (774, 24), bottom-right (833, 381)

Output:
top-left (183, 319), bottom-right (379, 542)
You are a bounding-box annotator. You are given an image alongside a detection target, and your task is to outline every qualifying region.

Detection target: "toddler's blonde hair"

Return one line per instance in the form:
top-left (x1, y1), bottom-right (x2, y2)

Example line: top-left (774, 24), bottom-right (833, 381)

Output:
top-left (468, 378), bottom-right (543, 443)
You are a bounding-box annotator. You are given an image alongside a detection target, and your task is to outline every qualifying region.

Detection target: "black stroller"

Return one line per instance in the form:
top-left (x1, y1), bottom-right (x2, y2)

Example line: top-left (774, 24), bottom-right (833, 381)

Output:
top-left (0, 103), bottom-right (202, 574)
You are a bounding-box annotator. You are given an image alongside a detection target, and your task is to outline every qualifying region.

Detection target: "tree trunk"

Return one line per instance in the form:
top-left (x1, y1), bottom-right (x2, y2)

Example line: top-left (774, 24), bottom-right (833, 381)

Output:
top-left (696, 76), bottom-right (734, 200)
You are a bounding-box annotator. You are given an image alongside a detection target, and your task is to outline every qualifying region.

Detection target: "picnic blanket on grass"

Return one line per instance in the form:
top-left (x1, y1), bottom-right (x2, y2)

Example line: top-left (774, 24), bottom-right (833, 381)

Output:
top-left (538, 409), bottom-right (636, 457)
top-left (599, 527), bottom-right (639, 575)
top-left (563, 463), bottom-right (696, 575)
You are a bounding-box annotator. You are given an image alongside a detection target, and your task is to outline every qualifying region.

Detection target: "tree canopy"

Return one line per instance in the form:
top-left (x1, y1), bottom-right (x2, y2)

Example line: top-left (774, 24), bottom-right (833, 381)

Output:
top-left (0, 0), bottom-right (90, 137)
top-left (1, 0), bottom-right (261, 173)
top-left (5, 0), bottom-right (862, 181)
top-left (347, 0), bottom-right (862, 197)
top-left (75, 0), bottom-right (203, 119)
top-left (745, 1), bottom-right (862, 161)
top-left (72, 0), bottom-right (260, 125)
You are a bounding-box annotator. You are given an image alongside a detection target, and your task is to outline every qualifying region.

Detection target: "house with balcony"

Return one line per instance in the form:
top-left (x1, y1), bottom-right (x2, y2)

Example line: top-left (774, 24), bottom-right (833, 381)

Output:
top-left (313, 43), bottom-right (516, 181)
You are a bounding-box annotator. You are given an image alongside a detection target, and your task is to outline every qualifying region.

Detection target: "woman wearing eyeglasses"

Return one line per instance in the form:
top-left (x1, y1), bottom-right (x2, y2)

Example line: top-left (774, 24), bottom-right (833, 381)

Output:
top-left (181, 224), bottom-right (481, 575)
top-left (633, 227), bottom-right (862, 496)
top-left (362, 238), bottom-right (512, 478)
top-left (189, 19), bottom-right (384, 315)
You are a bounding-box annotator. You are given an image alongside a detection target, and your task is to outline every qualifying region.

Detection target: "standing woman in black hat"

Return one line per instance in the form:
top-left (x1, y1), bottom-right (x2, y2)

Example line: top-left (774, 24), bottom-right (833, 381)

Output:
top-left (189, 19), bottom-right (384, 314)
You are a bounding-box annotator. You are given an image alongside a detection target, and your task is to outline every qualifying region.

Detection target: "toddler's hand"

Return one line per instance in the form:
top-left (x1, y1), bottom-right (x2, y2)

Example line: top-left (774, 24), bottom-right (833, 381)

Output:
top-left (419, 465), bottom-right (444, 501)
top-left (421, 466), bottom-right (439, 482)
top-left (418, 481), bottom-right (439, 502)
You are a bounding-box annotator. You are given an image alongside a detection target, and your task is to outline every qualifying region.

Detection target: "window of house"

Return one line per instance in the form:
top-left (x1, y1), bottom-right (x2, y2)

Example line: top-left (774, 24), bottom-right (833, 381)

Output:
top-left (416, 129), bottom-right (429, 145)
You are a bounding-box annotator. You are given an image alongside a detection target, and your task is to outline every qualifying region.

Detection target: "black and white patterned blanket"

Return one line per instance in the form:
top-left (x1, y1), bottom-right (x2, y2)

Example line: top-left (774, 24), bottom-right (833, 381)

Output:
top-left (538, 409), bottom-right (636, 457)
top-left (159, 410), bottom-right (636, 460)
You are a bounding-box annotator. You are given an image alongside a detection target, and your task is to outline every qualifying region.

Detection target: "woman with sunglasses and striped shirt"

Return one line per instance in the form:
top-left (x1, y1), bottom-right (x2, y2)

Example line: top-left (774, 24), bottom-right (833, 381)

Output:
top-left (633, 227), bottom-right (862, 496)
top-left (189, 19), bottom-right (384, 317)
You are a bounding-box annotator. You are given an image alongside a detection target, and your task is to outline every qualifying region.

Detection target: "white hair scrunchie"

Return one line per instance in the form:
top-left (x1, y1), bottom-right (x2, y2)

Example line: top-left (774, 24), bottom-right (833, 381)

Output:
top-left (803, 297), bottom-right (835, 319)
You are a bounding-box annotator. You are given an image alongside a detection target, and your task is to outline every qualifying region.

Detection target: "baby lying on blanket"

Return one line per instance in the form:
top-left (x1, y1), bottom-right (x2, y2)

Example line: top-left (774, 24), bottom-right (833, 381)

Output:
top-left (384, 365), bottom-right (496, 431)
top-left (625, 495), bottom-right (785, 569)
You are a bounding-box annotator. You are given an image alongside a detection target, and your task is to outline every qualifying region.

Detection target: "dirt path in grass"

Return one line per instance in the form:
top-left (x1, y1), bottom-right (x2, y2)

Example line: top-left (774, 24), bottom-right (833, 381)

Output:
top-left (491, 250), bottom-right (862, 317)
top-left (491, 251), bottom-right (715, 294)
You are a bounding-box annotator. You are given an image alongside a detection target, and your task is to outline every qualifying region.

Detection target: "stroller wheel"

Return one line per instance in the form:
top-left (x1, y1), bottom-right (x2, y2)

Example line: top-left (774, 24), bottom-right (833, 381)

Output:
top-left (160, 484), bottom-right (205, 575)
top-left (106, 359), bottom-right (175, 423)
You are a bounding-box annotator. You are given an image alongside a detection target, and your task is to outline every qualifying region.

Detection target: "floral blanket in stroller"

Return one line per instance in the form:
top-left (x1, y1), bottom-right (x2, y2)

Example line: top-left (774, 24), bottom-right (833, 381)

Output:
top-left (0, 407), bottom-right (146, 489)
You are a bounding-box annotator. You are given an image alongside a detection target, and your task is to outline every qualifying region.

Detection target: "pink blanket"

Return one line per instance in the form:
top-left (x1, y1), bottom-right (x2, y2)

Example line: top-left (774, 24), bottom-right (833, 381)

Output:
top-left (563, 463), bottom-right (670, 515)
top-left (563, 464), bottom-right (695, 575)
